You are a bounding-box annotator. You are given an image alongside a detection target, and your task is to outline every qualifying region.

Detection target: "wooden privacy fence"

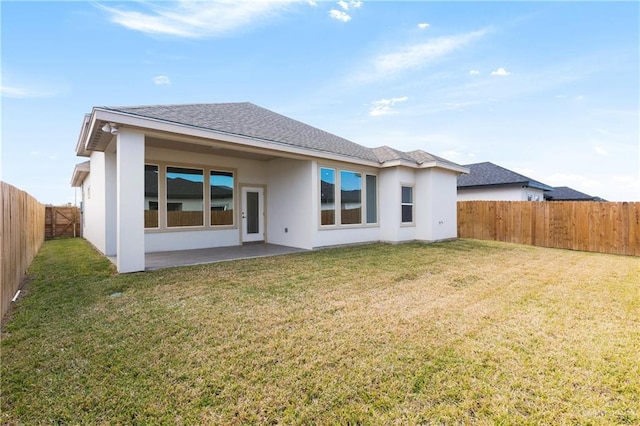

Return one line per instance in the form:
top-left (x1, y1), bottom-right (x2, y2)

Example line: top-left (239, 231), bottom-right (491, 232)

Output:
top-left (458, 201), bottom-right (640, 256)
top-left (45, 206), bottom-right (81, 239)
top-left (1, 182), bottom-right (45, 320)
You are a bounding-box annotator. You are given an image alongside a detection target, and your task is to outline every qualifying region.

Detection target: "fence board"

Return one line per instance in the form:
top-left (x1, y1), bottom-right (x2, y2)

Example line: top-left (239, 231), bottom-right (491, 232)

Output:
top-left (45, 206), bottom-right (81, 239)
top-left (458, 201), bottom-right (640, 256)
top-left (1, 182), bottom-right (45, 321)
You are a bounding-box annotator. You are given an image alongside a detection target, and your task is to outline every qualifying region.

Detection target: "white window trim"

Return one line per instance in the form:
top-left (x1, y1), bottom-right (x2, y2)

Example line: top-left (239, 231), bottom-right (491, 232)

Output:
top-left (319, 164), bottom-right (378, 229)
top-left (144, 161), bottom-right (238, 233)
top-left (401, 184), bottom-right (414, 226)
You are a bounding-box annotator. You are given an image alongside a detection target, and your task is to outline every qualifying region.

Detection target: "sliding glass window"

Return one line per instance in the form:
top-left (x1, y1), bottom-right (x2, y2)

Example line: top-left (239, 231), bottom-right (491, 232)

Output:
top-left (166, 167), bottom-right (204, 227)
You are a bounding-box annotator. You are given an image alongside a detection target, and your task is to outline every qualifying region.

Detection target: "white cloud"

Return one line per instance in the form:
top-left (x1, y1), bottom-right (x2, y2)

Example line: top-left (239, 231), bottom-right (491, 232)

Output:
top-left (1, 85), bottom-right (55, 98)
top-left (593, 145), bottom-right (608, 156)
top-left (491, 67), bottom-right (511, 76)
top-left (96, 1), bottom-right (300, 38)
top-left (350, 0), bottom-right (363, 8)
top-left (418, 23), bottom-right (429, 29)
top-left (355, 29), bottom-right (487, 83)
top-left (329, 9), bottom-right (351, 22)
top-left (544, 173), bottom-right (603, 190)
top-left (153, 75), bottom-right (171, 85)
top-left (307, 0), bottom-right (317, 6)
top-left (439, 150), bottom-right (460, 160)
top-left (337, 0), bottom-right (349, 10)
top-left (469, 69), bottom-right (480, 75)
top-left (369, 96), bottom-right (408, 117)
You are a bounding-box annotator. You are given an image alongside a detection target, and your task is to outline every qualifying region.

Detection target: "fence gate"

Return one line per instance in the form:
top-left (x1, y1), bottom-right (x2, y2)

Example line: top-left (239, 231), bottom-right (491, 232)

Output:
top-left (45, 206), bottom-right (81, 239)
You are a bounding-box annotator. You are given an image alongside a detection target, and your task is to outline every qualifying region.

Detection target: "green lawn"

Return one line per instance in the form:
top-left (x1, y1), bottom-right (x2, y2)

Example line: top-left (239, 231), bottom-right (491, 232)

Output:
top-left (1, 238), bottom-right (639, 424)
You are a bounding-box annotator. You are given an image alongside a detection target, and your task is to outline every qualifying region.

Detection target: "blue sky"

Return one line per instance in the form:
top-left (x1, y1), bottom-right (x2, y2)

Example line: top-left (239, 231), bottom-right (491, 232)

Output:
top-left (1, 1), bottom-right (638, 204)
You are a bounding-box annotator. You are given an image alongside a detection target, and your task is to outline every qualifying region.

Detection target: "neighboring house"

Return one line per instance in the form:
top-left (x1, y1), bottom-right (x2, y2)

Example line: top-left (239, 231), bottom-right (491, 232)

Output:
top-left (457, 162), bottom-right (553, 201)
top-left (544, 186), bottom-right (605, 201)
top-left (71, 102), bottom-right (468, 273)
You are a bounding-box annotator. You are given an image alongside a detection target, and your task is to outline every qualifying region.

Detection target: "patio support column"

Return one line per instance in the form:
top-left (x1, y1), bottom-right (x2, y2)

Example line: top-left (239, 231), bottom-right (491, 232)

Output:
top-left (104, 148), bottom-right (117, 256)
top-left (116, 129), bottom-right (145, 273)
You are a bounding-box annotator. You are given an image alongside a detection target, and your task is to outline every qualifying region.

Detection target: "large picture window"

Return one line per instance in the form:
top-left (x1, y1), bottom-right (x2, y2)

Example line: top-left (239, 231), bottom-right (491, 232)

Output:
top-left (320, 166), bottom-right (377, 227)
top-left (401, 185), bottom-right (414, 224)
top-left (144, 165), bottom-right (159, 228)
top-left (210, 170), bottom-right (234, 226)
top-left (166, 166), bottom-right (204, 227)
top-left (341, 171), bottom-right (362, 225)
top-left (320, 168), bottom-right (336, 226)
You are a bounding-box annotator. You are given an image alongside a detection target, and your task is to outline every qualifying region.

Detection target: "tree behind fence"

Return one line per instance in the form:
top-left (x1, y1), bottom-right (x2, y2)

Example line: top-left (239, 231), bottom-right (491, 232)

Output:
top-left (458, 201), bottom-right (640, 256)
top-left (1, 182), bottom-right (45, 320)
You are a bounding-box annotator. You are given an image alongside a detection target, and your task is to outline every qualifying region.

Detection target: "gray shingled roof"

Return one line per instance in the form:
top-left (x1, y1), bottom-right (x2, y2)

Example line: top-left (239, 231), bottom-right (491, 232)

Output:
top-left (458, 162), bottom-right (553, 191)
top-left (544, 186), bottom-right (604, 201)
top-left (103, 102), bottom-right (381, 162)
top-left (100, 102), bottom-right (462, 169)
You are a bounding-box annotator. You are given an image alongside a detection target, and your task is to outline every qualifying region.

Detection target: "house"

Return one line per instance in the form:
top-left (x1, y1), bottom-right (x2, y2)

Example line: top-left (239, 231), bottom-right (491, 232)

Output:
top-left (457, 162), bottom-right (553, 201)
top-left (71, 102), bottom-right (468, 273)
top-left (544, 186), bottom-right (605, 201)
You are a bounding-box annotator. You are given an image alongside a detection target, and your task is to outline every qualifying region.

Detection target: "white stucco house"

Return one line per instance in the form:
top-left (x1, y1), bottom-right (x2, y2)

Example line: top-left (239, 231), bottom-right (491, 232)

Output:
top-left (71, 102), bottom-right (468, 273)
top-left (457, 162), bottom-right (553, 202)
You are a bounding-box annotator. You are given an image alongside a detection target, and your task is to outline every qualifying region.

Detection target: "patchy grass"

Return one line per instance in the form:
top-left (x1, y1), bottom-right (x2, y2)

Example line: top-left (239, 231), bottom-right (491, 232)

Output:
top-left (1, 238), bottom-right (639, 424)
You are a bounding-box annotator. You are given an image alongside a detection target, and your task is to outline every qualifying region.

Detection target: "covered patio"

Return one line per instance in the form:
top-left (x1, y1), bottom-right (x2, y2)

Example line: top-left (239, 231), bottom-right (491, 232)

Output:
top-left (143, 243), bottom-right (307, 270)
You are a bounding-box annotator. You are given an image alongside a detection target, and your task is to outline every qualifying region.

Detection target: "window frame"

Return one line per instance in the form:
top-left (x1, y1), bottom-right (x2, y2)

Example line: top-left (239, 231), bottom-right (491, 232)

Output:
top-left (143, 161), bottom-right (238, 233)
top-left (320, 167), bottom-right (337, 226)
top-left (210, 169), bottom-right (235, 227)
top-left (340, 170), bottom-right (362, 225)
top-left (401, 184), bottom-right (414, 225)
top-left (319, 164), bottom-right (378, 229)
top-left (165, 165), bottom-right (205, 229)
top-left (144, 164), bottom-right (160, 229)
top-left (365, 174), bottom-right (378, 225)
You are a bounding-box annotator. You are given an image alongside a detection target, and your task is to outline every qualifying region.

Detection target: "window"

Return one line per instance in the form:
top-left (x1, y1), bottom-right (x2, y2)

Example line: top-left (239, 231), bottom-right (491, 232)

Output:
top-left (166, 166), bottom-right (204, 227)
top-left (366, 175), bottom-right (377, 224)
top-left (210, 170), bottom-right (234, 225)
top-left (145, 165), bottom-right (159, 228)
top-left (401, 185), bottom-right (413, 223)
top-left (320, 166), bottom-right (377, 227)
top-left (341, 171), bottom-right (361, 225)
top-left (320, 168), bottom-right (336, 225)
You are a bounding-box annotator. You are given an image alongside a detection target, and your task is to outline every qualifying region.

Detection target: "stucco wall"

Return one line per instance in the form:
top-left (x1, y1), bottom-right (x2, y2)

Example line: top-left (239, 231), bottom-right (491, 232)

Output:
top-left (457, 186), bottom-right (545, 201)
top-left (82, 152), bottom-right (107, 254)
top-left (266, 158), bottom-right (314, 249)
top-left (416, 169), bottom-right (459, 241)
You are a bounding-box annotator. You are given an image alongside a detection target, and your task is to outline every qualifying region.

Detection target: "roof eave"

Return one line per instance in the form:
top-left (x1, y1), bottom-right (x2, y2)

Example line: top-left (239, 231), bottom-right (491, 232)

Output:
top-left (419, 161), bottom-right (469, 174)
top-left (71, 162), bottom-right (90, 187)
top-left (80, 108), bottom-right (383, 168)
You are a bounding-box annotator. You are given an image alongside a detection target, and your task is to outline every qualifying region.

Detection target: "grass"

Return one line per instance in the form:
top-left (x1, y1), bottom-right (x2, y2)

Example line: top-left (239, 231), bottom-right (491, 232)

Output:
top-left (1, 238), bottom-right (639, 425)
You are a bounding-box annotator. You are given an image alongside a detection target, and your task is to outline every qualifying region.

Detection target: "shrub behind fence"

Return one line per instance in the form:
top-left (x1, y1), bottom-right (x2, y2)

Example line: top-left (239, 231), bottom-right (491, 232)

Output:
top-left (1, 182), bottom-right (45, 320)
top-left (458, 201), bottom-right (640, 256)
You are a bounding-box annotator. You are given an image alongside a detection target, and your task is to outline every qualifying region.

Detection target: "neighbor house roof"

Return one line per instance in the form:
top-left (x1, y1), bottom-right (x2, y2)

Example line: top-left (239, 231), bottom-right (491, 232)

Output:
top-left (457, 162), bottom-right (553, 191)
top-left (544, 186), bottom-right (605, 201)
top-left (76, 102), bottom-right (467, 174)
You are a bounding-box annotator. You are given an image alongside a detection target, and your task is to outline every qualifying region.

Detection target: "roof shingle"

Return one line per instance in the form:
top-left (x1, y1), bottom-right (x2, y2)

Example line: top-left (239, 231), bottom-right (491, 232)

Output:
top-left (457, 162), bottom-right (552, 191)
top-left (100, 102), bottom-right (463, 171)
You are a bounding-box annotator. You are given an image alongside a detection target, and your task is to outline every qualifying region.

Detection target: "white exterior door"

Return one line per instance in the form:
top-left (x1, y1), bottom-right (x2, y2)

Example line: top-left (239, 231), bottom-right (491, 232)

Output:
top-left (241, 187), bottom-right (264, 243)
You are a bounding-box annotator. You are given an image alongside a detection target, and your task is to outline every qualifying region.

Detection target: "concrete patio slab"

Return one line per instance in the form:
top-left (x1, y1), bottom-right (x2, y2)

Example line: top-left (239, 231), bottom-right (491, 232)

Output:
top-left (144, 243), bottom-right (307, 270)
